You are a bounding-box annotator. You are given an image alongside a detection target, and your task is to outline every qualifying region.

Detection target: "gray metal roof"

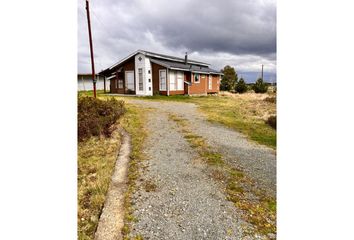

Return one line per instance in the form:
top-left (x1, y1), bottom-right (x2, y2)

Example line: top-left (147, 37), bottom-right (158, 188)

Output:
top-left (139, 50), bottom-right (210, 66)
top-left (150, 58), bottom-right (222, 74)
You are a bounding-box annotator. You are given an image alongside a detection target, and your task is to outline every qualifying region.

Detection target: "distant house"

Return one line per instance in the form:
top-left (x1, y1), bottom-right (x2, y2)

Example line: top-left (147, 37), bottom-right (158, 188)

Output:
top-left (99, 50), bottom-right (223, 96)
top-left (77, 73), bottom-right (108, 91)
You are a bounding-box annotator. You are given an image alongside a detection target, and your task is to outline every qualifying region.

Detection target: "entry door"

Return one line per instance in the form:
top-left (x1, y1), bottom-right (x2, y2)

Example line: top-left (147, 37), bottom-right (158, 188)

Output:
top-left (125, 71), bottom-right (135, 93)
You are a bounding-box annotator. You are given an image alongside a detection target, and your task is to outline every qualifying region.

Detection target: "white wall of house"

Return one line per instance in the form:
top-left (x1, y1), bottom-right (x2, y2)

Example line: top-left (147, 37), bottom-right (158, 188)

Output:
top-left (77, 76), bottom-right (108, 91)
top-left (134, 53), bottom-right (153, 96)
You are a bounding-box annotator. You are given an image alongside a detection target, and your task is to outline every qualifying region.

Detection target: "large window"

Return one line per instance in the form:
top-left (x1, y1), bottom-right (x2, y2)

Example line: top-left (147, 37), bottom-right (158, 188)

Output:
top-left (169, 71), bottom-right (176, 91)
top-left (138, 68), bottom-right (143, 91)
top-left (177, 71), bottom-right (184, 90)
top-left (159, 69), bottom-right (166, 91)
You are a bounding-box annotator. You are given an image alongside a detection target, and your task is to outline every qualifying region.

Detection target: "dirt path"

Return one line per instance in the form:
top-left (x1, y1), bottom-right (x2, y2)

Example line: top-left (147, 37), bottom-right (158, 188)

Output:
top-left (123, 100), bottom-right (276, 239)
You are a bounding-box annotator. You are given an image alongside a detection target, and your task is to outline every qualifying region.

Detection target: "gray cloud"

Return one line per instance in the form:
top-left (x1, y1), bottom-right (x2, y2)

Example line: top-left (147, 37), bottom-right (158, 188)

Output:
top-left (78, 0), bottom-right (276, 74)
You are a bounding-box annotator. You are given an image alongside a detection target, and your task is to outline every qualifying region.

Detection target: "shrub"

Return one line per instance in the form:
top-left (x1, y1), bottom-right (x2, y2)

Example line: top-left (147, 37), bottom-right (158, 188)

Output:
top-left (266, 115), bottom-right (276, 129)
top-left (253, 78), bottom-right (269, 93)
top-left (235, 78), bottom-right (248, 93)
top-left (78, 97), bottom-right (125, 141)
top-left (264, 96), bottom-right (276, 103)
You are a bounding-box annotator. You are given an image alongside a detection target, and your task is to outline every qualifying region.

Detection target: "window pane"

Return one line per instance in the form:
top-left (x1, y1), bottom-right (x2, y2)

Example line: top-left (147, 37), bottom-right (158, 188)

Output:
top-left (138, 68), bottom-right (143, 91)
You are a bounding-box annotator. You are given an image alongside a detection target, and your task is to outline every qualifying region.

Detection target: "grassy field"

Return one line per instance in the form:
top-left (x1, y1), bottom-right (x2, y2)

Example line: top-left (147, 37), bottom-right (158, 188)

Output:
top-left (78, 126), bottom-right (121, 240)
top-left (135, 92), bottom-right (276, 148)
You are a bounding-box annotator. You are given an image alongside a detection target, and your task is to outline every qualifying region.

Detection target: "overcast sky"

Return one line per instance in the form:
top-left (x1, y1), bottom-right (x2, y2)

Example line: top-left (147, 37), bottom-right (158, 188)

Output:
top-left (78, 0), bottom-right (276, 81)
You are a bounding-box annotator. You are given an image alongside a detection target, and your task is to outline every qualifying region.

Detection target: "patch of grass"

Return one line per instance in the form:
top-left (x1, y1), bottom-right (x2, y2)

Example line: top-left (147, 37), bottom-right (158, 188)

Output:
top-left (119, 103), bottom-right (148, 240)
top-left (139, 93), bottom-right (276, 149)
top-left (169, 113), bottom-right (276, 236)
top-left (78, 124), bottom-right (122, 240)
top-left (143, 180), bottom-right (157, 192)
top-left (78, 90), bottom-right (106, 97)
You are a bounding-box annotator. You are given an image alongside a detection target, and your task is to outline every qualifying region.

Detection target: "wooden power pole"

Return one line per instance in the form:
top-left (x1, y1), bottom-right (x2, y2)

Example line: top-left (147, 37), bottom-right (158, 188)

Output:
top-left (85, 0), bottom-right (96, 98)
top-left (261, 64), bottom-right (264, 81)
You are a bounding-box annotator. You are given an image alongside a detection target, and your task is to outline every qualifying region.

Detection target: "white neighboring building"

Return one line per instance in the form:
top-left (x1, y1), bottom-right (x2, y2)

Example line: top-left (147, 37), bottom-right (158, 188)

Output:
top-left (77, 74), bottom-right (108, 91)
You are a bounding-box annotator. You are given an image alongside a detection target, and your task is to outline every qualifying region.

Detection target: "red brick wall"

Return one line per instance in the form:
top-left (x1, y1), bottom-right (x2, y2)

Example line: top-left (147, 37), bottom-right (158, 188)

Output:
top-left (189, 73), bottom-right (208, 94)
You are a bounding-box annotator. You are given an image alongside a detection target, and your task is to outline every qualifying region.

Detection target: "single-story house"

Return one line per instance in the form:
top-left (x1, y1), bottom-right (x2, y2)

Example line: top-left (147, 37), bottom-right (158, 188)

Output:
top-left (77, 73), bottom-right (108, 91)
top-left (99, 50), bottom-right (223, 96)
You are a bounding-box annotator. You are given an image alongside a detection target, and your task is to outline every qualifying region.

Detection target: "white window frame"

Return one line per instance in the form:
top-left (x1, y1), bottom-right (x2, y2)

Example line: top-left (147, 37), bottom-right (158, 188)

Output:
top-left (177, 71), bottom-right (184, 90)
top-left (118, 79), bottom-right (123, 88)
top-left (138, 68), bottom-right (143, 91)
top-left (194, 73), bottom-right (200, 83)
top-left (159, 69), bottom-right (167, 91)
top-left (169, 70), bottom-right (176, 91)
top-left (208, 75), bottom-right (212, 90)
top-left (125, 71), bottom-right (135, 91)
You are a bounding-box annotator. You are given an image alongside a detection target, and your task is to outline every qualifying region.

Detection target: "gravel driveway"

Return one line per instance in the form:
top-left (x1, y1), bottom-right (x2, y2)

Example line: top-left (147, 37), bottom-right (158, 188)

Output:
top-left (125, 99), bottom-right (275, 239)
top-left (128, 99), bottom-right (276, 198)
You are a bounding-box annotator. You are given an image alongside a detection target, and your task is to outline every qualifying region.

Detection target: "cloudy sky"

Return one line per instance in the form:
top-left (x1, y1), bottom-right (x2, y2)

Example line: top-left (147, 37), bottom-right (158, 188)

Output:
top-left (78, 0), bottom-right (276, 82)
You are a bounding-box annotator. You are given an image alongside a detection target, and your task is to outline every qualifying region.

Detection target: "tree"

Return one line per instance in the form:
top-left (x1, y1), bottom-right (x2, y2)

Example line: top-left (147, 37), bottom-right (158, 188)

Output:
top-left (220, 65), bottom-right (237, 91)
top-left (235, 78), bottom-right (247, 93)
top-left (253, 78), bottom-right (268, 93)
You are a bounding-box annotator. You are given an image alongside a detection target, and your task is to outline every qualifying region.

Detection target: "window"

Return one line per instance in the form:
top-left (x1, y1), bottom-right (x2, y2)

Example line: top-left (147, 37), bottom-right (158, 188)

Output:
top-left (177, 71), bottom-right (184, 90)
top-left (138, 68), bottom-right (143, 91)
top-left (118, 79), bottom-right (123, 89)
top-left (208, 75), bottom-right (212, 90)
top-left (159, 69), bottom-right (166, 91)
top-left (169, 70), bottom-right (176, 91)
top-left (148, 70), bottom-right (151, 74)
top-left (148, 78), bottom-right (151, 83)
top-left (194, 73), bottom-right (200, 83)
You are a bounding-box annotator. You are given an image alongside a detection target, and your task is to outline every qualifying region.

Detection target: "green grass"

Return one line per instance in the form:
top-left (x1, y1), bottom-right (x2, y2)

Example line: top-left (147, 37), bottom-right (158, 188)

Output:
top-left (135, 94), bottom-right (276, 149)
top-left (78, 125), bottom-right (122, 240)
top-left (78, 90), bottom-right (106, 97)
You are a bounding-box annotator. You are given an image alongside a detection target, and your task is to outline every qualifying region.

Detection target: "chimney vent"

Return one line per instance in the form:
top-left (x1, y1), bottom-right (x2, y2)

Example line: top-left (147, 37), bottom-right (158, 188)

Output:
top-left (184, 52), bottom-right (188, 64)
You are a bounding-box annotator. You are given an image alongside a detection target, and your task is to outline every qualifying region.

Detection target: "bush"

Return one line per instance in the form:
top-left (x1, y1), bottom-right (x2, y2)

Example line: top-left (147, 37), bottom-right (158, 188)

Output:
top-left (264, 96), bottom-right (276, 103)
top-left (266, 115), bottom-right (276, 129)
top-left (253, 78), bottom-right (269, 93)
top-left (78, 97), bottom-right (125, 141)
top-left (235, 78), bottom-right (248, 93)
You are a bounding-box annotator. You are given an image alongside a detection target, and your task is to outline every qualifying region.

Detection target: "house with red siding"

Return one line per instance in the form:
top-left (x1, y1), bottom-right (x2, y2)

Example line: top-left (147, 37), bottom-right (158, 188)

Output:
top-left (99, 50), bottom-right (223, 96)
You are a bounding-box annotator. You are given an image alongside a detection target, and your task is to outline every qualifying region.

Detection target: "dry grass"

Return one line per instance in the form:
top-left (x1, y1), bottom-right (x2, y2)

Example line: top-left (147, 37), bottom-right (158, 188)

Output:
top-left (77, 125), bottom-right (121, 240)
top-left (168, 114), bottom-right (276, 236)
top-left (118, 103), bottom-right (148, 240)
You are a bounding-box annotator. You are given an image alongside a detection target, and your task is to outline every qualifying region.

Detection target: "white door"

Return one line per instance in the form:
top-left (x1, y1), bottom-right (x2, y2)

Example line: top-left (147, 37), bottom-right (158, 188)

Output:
top-left (125, 71), bottom-right (135, 92)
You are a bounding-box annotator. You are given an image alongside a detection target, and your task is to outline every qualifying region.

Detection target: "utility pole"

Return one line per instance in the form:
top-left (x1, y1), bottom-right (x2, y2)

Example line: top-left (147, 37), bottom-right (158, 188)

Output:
top-left (85, 0), bottom-right (96, 98)
top-left (261, 64), bottom-right (264, 81)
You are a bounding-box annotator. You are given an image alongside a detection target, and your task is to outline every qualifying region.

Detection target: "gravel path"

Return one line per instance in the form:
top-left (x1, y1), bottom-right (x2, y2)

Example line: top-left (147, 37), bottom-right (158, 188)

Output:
top-left (128, 108), bottom-right (261, 239)
top-left (128, 99), bottom-right (276, 198)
